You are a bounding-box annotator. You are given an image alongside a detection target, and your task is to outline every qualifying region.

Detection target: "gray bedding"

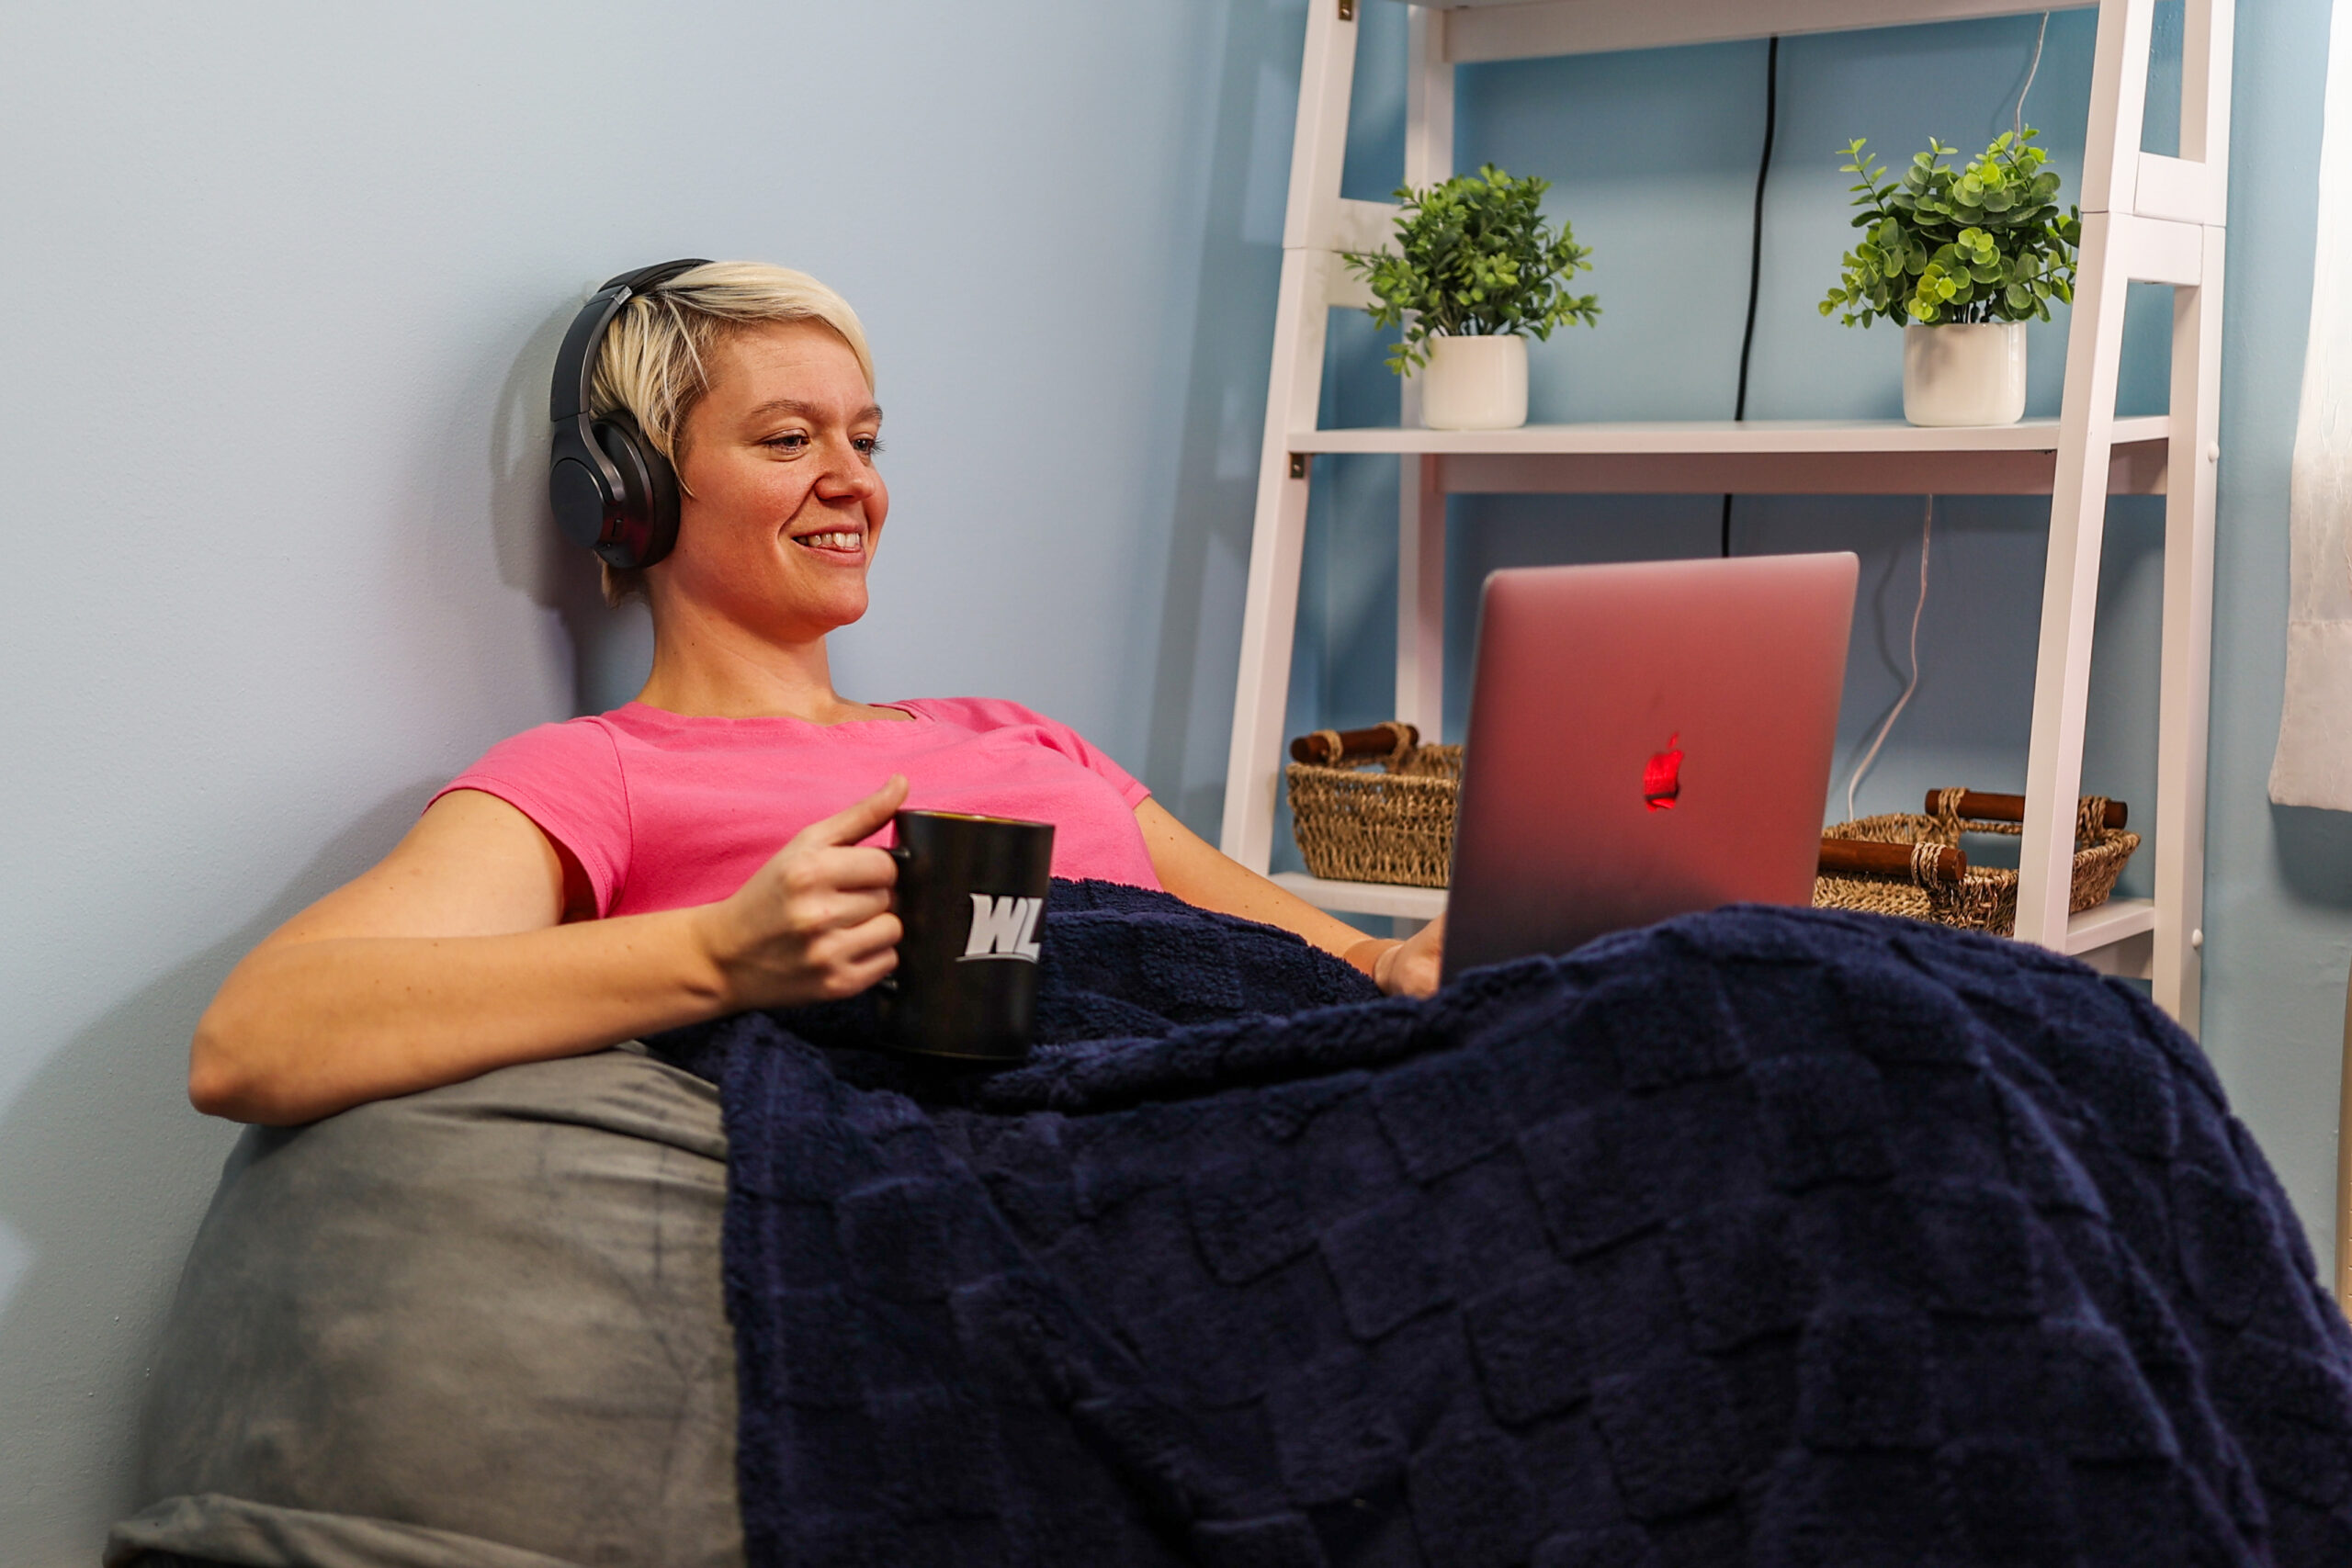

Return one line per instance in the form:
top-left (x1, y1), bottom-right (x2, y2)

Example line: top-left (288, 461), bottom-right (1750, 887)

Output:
top-left (105, 1046), bottom-right (742, 1568)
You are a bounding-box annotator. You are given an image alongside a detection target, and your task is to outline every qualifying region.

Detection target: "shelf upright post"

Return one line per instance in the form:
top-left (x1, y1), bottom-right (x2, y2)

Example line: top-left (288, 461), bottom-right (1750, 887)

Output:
top-left (2153, 231), bottom-right (2223, 1028)
top-left (1397, 6), bottom-right (1454, 742)
top-left (2151, 0), bottom-right (2233, 1029)
top-left (1220, 0), bottom-right (1363, 873)
top-left (2015, 0), bottom-right (2155, 954)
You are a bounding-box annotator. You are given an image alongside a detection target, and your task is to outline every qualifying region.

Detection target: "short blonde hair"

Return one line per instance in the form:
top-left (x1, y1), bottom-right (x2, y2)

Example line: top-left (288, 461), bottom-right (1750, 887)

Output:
top-left (589, 261), bottom-right (875, 604)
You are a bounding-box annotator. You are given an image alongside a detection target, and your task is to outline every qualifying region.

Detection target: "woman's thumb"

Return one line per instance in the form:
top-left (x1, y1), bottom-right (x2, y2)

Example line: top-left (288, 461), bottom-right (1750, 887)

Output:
top-left (809, 773), bottom-right (909, 846)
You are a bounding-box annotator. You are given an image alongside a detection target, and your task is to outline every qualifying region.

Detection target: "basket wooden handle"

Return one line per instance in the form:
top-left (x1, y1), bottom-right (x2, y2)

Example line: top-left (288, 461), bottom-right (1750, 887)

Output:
top-left (1925, 789), bottom-right (2127, 829)
top-left (1820, 839), bottom-right (1968, 886)
top-left (1290, 721), bottom-right (1420, 766)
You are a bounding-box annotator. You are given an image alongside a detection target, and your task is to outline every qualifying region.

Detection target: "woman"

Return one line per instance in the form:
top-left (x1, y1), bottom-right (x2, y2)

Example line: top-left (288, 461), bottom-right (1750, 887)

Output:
top-left (190, 262), bottom-right (1443, 1126)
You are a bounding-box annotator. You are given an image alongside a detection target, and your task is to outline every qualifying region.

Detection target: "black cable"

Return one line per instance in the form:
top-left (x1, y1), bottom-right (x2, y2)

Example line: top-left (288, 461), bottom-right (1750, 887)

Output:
top-left (1723, 34), bottom-right (1780, 558)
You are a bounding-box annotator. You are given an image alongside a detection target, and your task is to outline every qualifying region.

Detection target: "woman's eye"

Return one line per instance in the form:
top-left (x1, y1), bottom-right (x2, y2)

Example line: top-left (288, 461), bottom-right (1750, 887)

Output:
top-left (855, 435), bottom-right (885, 458)
top-left (763, 432), bottom-right (809, 453)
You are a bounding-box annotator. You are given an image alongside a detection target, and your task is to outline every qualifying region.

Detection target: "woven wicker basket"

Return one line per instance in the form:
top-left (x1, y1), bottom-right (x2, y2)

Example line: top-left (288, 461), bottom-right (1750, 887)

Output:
top-left (1285, 729), bottom-right (1463, 888)
top-left (1815, 788), bottom-right (2140, 934)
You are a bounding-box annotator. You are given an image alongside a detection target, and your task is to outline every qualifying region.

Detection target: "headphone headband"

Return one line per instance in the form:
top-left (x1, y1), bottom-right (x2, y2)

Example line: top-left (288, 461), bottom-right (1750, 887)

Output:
top-left (547, 257), bottom-right (709, 570)
top-left (549, 258), bottom-right (710, 423)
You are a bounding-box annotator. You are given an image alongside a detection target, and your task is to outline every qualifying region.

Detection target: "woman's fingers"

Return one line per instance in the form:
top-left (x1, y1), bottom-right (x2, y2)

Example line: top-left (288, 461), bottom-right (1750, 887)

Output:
top-left (806, 886), bottom-right (893, 931)
top-left (808, 844), bottom-right (901, 891)
top-left (832, 910), bottom-right (902, 963)
top-left (827, 943), bottom-right (899, 998)
top-left (809, 915), bottom-right (900, 998)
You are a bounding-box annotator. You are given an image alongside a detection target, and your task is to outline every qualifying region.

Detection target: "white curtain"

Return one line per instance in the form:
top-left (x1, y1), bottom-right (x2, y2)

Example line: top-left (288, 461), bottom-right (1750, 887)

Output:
top-left (2270, 0), bottom-right (2352, 808)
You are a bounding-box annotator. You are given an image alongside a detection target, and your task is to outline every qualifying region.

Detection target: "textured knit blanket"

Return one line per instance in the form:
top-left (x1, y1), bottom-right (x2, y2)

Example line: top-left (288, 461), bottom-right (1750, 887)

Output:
top-left (652, 881), bottom-right (2352, 1568)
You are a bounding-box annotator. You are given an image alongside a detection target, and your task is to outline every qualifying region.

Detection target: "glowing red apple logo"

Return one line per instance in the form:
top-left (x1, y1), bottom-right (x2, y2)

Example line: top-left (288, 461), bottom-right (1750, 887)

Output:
top-left (1643, 733), bottom-right (1683, 812)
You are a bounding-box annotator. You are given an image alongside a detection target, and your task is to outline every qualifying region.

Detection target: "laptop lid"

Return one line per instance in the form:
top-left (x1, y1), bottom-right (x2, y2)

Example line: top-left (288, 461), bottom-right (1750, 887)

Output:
top-left (1442, 551), bottom-right (1858, 983)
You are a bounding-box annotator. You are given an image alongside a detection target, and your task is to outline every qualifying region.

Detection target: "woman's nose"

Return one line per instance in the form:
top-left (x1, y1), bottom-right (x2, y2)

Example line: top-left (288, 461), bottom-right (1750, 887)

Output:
top-left (813, 436), bottom-right (880, 499)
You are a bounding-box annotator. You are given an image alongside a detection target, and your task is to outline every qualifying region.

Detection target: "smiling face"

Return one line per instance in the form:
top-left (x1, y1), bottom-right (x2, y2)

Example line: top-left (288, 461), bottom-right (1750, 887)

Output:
top-left (650, 318), bottom-right (888, 645)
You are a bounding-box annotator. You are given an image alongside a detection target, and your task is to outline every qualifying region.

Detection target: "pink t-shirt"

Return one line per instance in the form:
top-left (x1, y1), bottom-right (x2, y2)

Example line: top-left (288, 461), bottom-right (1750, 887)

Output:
top-left (434, 697), bottom-right (1161, 918)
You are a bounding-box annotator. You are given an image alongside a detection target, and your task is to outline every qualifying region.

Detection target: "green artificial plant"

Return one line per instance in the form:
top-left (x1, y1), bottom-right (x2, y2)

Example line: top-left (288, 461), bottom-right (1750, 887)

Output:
top-left (1345, 164), bottom-right (1599, 374)
top-left (1820, 129), bottom-right (2081, 328)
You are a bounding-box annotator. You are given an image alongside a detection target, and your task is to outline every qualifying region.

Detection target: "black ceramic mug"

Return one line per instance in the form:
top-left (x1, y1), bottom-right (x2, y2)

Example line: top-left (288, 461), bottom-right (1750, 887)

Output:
top-left (881, 809), bottom-right (1056, 1060)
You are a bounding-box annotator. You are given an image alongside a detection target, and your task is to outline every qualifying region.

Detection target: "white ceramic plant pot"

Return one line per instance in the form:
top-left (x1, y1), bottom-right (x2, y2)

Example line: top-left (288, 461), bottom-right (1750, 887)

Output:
top-left (1903, 321), bottom-right (2028, 427)
top-left (1420, 333), bottom-right (1529, 431)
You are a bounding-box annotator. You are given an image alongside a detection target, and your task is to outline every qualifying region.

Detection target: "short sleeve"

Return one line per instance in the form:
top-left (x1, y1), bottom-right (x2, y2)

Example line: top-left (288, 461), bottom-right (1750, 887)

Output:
top-left (905, 697), bottom-right (1151, 807)
top-left (430, 719), bottom-right (632, 917)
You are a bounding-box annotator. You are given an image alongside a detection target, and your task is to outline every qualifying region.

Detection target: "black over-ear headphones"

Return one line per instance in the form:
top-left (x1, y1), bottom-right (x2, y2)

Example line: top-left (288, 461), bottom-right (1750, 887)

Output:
top-left (548, 258), bottom-right (711, 570)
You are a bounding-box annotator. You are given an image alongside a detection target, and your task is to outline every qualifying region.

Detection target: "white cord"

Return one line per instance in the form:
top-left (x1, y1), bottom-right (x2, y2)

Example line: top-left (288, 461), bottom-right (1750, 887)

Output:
top-left (2015, 12), bottom-right (2051, 141)
top-left (1845, 495), bottom-right (1934, 821)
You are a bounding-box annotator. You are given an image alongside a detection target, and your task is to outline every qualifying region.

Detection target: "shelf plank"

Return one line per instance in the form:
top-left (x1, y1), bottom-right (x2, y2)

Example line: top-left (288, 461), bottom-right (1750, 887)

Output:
top-left (1290, 418), bottom-right (2170, 497)
top-left (1272, 873), bottom-right (1449, 921)
top-left (1431, 447), bottom-right (2166, 496)
top-left (2064, 896), bottom-right (2157, 977)
top-left (1292, 415), bottom-right (2167, 456)
top-left (1436, 0), bottom-right (2089, 63)
top-left (1271, 874), bottom-right (2158, 979)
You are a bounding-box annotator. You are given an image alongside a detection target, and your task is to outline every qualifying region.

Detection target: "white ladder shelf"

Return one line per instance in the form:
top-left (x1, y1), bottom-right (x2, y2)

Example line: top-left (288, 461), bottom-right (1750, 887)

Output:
top-left (1220, 0), bottom-right (2231, 1031)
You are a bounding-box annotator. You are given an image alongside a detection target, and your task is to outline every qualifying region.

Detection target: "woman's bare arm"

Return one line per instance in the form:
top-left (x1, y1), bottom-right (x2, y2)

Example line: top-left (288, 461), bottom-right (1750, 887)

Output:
top-left (192, 778), bottom-right (908, 1126)
top-left (1134, 798), bottom-right (1442, 996)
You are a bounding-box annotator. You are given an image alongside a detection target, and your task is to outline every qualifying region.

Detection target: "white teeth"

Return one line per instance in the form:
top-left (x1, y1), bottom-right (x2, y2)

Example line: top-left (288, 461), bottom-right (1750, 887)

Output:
top-left (796, 531), bottom-right (861, 550)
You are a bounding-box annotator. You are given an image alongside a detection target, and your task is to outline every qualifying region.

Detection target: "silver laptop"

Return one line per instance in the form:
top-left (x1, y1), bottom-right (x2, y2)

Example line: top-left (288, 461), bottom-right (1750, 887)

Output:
top-left (1442, 552), bottom-right (1859, 983)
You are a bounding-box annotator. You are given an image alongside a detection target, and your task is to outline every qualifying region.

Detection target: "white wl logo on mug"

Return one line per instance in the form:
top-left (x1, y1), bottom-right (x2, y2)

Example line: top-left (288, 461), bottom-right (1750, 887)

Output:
top-left (960, 895), bottom-right (1044, 963)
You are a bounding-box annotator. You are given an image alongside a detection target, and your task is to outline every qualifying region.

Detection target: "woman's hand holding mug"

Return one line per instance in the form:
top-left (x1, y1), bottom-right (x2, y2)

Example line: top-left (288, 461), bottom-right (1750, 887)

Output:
top-left (697, 775), bottom-right (909, 1010)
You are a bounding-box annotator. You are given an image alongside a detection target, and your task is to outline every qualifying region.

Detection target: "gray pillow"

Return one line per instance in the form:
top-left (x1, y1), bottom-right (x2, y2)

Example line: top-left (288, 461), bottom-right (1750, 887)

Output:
top-left (107, 1046), bottom-right (741, 1568)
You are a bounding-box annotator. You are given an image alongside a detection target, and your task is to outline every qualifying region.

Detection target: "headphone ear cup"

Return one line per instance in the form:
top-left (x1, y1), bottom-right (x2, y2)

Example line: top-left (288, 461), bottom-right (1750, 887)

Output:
top-left (593, 413), bottom-right (682, 570)
top-left (548, 428), bottom-right (620, 554)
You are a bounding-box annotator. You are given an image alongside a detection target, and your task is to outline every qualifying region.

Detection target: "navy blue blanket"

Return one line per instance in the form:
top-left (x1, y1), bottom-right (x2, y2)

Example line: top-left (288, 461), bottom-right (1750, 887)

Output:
top-left (653, 882), bottom-right (2352, 1567)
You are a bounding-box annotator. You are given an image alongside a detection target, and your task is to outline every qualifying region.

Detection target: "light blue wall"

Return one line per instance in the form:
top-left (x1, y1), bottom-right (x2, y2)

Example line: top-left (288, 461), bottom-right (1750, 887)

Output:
top-left (0, 0), bottom-right (2339, 1557)
top-left (0, 2), bottom-right (1271, 1556)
